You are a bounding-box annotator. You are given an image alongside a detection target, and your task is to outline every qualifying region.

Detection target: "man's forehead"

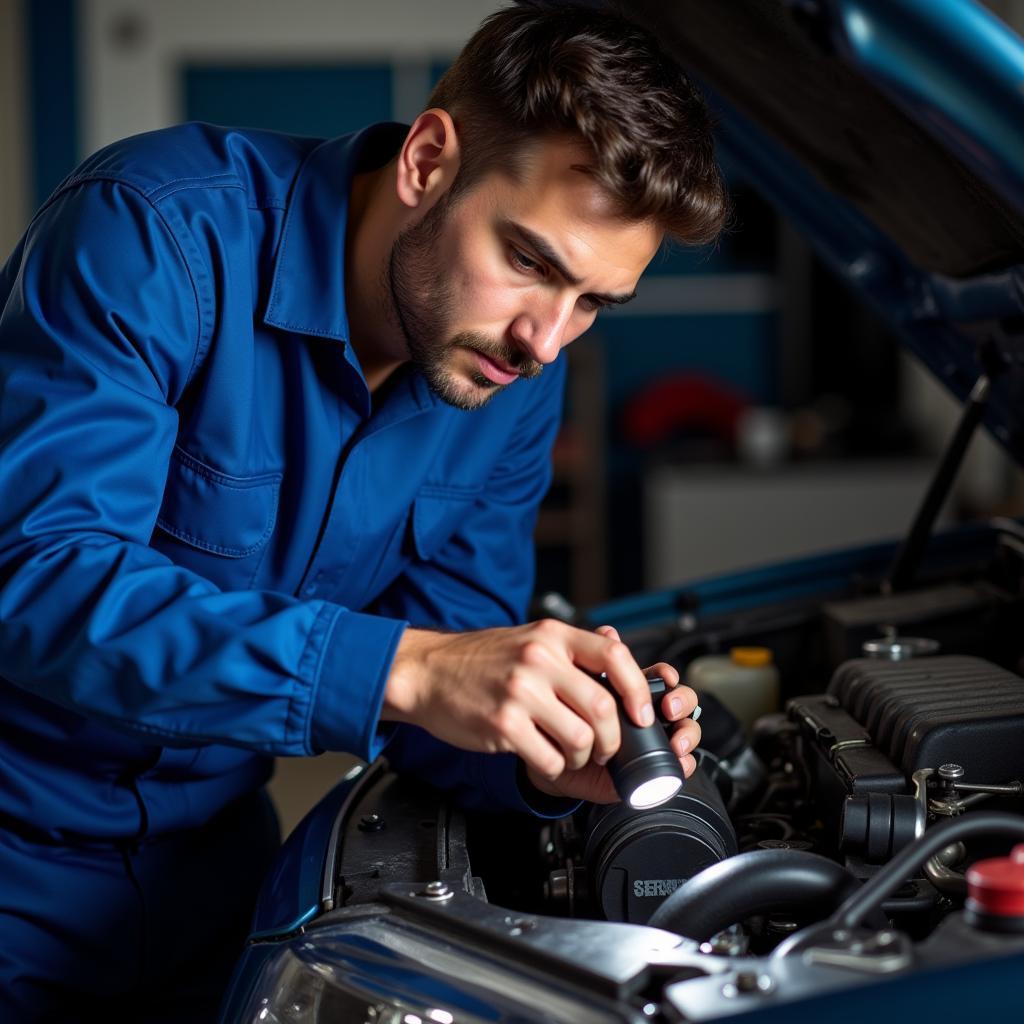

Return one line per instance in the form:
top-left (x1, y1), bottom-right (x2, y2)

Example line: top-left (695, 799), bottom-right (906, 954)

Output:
top-left (475, 139), bottom-right (656, 259)
top-left (498, 135), bottom-right (617, 216)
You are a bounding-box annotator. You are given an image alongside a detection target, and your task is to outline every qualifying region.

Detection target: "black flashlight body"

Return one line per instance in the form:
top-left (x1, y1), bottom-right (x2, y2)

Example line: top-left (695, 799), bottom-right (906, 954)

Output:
top-left (605, 675), bottom-right (686, 809)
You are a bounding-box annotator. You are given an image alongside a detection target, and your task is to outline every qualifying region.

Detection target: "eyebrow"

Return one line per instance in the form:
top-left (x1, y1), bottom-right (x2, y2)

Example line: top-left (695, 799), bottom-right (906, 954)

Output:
top-left (503, 220), bottom-right (638, 307)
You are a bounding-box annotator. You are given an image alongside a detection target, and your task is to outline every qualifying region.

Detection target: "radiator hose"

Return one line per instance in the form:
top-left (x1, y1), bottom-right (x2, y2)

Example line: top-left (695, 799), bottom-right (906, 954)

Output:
top-left (647, 848), bottom-right (860, 940)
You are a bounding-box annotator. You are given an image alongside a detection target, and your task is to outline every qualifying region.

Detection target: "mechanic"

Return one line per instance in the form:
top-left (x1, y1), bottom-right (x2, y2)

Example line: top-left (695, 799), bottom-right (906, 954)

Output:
top-left (0, 2), bottom-right (726, 1018)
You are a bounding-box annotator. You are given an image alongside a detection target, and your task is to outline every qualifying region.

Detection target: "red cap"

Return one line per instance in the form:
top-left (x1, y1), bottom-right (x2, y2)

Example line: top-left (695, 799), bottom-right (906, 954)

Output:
top-left (966, 844), bottom-right (1024, 917)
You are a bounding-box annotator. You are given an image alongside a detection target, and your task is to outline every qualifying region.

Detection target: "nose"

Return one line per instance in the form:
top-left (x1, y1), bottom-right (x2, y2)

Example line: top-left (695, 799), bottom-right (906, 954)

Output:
top-left (508, 293), bottom-right (576, 365)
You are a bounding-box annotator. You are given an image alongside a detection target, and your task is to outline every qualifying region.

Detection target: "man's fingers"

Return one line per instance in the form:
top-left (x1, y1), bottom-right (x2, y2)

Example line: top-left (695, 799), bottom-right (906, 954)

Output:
top-left (530, 695), bottom-right (597, 772)
top-left (670, 716), bottom-right (702, 759)
top-left (647, 661), bottom-right (679, 687)
top-left (601, 639), bottom-right (654, 731)
top-left (660, 681), bottom-right (698, 721)
top-left (554, 669), bottom-right (620, 766)
top-left (511, 717), bottom-right (567, 781)
top-left (523, 640), bottom-right (618, 767)
top-left (556, 624), bottom-right (653, 734)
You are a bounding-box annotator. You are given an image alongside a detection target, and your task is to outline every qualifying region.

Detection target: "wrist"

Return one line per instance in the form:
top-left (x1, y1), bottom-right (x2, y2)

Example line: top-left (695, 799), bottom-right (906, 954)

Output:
top-left (381, 627), bottom-right (440, 722)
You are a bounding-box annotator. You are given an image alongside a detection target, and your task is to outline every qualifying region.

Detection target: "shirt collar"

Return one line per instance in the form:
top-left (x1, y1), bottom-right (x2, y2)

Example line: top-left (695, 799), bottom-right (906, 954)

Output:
top-left (263, 122), bottom-right (409, 342)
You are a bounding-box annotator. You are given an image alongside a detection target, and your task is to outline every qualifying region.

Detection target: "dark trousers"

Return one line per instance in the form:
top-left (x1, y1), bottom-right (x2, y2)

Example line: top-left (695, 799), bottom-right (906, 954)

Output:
top-left (0, 790), bottom-right (281, 1023)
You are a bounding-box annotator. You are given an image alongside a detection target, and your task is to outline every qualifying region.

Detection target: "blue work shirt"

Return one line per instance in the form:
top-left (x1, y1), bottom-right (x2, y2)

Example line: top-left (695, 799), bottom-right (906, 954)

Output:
top-left (0, 121), bottom-right (568, 843)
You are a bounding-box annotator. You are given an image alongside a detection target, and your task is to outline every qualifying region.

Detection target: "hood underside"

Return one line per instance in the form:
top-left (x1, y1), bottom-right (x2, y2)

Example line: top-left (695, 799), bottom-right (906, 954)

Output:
top-left (622, 0), bottom-right (1024, 277)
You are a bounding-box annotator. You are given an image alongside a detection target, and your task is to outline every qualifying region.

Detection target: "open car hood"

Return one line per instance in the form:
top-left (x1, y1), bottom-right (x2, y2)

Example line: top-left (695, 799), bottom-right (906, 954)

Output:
top-left (618, 0), bottom-right (1024, 463)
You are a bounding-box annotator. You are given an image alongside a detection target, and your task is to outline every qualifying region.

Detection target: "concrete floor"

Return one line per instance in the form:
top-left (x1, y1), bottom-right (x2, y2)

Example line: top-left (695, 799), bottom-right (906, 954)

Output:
top-left (267, 752), bottom-right (362, 838)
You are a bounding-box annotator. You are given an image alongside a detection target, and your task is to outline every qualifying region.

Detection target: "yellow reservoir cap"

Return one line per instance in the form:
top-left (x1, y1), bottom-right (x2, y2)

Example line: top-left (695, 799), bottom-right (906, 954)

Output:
top-left (730, 646), bottom-right (772, 668)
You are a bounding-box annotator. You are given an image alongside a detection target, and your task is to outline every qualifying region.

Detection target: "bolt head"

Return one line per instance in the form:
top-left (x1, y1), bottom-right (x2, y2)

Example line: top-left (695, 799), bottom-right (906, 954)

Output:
top-left (938, 763), bottom-right (965, 780)
top-left (735, 971), bottom-right (760, 992)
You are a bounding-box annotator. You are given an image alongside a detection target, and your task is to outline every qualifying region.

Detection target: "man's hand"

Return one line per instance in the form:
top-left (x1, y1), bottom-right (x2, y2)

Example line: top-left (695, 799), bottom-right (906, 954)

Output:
top-left (382, 619), bottom-right (701, 804)
top-left (524, 624), bottom-right (700, 803)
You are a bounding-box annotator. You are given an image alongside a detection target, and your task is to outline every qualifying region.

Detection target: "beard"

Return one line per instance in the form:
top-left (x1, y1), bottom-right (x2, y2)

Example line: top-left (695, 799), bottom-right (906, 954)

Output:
top-left (384, 195), bottom-right (542, 411)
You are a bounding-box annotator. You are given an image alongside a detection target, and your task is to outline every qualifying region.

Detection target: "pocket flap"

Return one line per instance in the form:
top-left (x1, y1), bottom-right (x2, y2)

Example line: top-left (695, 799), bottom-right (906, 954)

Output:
top-left (410, 487), bottom-right (480, 561)
top-left (156, 447), bottom-right (281, 558)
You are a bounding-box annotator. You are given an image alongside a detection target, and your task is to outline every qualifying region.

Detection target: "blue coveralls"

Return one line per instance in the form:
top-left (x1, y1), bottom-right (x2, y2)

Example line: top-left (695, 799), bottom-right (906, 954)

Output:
top-left (0, 121), bottom-right (567, 1019)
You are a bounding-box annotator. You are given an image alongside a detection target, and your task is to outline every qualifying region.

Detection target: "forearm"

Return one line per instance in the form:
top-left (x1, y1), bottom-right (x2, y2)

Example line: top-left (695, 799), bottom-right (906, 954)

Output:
top-left (0, 531), bottom-right (406, 758)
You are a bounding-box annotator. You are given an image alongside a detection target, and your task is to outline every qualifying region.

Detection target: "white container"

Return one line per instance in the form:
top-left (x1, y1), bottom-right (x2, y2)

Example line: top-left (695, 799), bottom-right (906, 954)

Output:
top-left (687, 647), bottom-right (780, 735)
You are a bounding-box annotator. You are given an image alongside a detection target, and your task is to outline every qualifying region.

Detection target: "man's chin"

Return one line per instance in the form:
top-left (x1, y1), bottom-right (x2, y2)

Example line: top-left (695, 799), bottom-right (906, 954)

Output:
top-left (424, 365), bottom-right (507, 411)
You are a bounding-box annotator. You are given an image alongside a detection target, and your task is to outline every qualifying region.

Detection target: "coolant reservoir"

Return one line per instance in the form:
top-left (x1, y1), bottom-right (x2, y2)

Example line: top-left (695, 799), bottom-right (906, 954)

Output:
top-left (687, 647), bottom-right (779, 734)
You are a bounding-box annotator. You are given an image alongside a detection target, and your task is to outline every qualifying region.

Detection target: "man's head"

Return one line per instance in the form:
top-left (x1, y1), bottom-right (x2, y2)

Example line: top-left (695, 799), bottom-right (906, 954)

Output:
top-left (379, 1), bottom-right (727, 410)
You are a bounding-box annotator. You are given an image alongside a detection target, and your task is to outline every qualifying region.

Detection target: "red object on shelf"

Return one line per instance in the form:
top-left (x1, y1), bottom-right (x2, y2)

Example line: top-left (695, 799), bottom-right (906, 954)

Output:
top-left (621, 374), bottom-right (747, 448)
top-left (966, 844), bottom-right (1024, 917)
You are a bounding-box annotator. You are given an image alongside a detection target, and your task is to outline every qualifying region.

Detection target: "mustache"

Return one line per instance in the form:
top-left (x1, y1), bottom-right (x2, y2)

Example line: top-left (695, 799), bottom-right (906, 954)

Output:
top-left (454, 332), bottom-right (543, 380)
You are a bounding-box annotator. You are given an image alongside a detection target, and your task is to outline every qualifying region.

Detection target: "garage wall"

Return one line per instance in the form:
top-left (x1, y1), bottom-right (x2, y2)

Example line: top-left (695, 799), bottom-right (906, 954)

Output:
top-left (0, 0), bottom-right (28, 257)
top-left (80, 0), bottom-right (501, 152)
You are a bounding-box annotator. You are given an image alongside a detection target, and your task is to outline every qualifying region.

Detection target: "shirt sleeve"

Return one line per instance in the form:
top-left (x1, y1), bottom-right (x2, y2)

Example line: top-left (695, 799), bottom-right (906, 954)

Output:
top-left (0, 179), bottom-right (402, 761)
top-left (366, 358), bottom-right (580, 816)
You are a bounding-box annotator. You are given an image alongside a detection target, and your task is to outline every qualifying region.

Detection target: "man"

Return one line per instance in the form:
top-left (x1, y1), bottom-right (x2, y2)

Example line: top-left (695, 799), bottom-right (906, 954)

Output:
top-left (0, 1), bottom-right (726, 1018)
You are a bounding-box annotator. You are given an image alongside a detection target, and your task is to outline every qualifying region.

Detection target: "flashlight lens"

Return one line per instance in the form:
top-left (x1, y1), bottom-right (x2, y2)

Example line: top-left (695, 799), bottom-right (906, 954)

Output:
top-left (628, 775), bottom-right (683, 809)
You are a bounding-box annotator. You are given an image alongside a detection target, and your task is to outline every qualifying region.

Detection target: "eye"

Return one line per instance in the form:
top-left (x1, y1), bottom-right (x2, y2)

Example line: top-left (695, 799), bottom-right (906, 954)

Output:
top-left (510, 247), bottom-right (542, 275)
top-left (578, 295), bottom-right (606, 314)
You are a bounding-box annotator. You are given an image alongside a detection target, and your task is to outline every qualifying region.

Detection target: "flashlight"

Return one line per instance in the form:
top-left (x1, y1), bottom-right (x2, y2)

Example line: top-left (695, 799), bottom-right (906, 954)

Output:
top-left (604, 675), bottom-right (689, 810)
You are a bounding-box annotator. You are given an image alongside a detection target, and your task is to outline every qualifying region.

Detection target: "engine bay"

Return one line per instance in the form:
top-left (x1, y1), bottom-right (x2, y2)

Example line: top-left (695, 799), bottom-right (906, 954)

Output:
top-left (240, 520), bottom-right (1024, 1022)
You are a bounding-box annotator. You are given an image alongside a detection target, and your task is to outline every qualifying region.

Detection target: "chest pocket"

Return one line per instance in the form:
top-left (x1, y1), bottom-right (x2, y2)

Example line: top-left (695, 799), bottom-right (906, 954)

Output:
top-left (408, 486), bottom-right (482, 562)
top-left (153, 446), bottom-right (282, 589)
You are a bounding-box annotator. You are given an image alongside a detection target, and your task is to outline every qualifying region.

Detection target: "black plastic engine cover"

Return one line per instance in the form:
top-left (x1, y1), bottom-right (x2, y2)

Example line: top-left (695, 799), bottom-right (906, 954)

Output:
top-left (583, 767), bottom-right (737, 924)
top-left (828, 655), bottom-right (1024, 782)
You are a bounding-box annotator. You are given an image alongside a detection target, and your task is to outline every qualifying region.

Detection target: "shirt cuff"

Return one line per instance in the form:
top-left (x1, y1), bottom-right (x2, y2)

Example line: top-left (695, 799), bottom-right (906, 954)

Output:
top-left (310, 607), bottom-right (407, 761)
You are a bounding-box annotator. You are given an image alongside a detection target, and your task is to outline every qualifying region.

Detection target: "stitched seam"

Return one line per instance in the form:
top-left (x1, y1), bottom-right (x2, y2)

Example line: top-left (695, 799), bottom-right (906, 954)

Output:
top-left (43, 171), bottom-right (161, 205)
top-left (147, 198), bottom-right (219, 389)
top-left (149, 180), bottom-right (246, 203)
top-left (245, 519), bottom-right (275, 587)
top-left (171, 444), bottom-right (282, 488)
top-left (247, 198), bottom-right (288, 210)
top-left (29, 178), bottom-right (204, 404)
top-left (97, 714), bottom-right (283, 754)
top-left (157, 449), bottom-right (282, 556)
top-left (417, 484), bottom-right (482, 500)
top-left (154, 513), bottom-right (275, 558)
top-left (144, 173), bottom-right (244, 201)
top-left (266, 320), bottom-right (347, 339)
top-left (142, 200), bottom-right (203, 403)
top-left (156, 482), bottom-right (279, 556)
top-left (264, 145), bottom-right (319, 324)
top-left (296, 603), bottom-right (340, 754)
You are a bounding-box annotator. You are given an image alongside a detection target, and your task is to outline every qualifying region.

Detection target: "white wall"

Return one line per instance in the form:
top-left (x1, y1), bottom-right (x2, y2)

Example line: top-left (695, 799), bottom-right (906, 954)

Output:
top-left (81, 0), bottom-right (502, 153)
top-left (0, 0), bottom-right (29, 258)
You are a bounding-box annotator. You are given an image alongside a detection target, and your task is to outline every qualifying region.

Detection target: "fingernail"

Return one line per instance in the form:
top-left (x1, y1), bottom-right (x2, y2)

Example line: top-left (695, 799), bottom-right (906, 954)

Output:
top-left (677, 737), bottom-right (691, 755)
top-left (595, 753), bottom-right (610, 766)
top-left (641, 703), bottom-right (655, 727)
top-left (669, 696), bottom-right (682, 717)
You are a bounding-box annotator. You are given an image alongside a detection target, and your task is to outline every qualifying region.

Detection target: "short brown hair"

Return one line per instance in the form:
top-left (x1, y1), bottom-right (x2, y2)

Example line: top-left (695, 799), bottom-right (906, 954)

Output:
top-left (429, 1), bottom-right (727, 246)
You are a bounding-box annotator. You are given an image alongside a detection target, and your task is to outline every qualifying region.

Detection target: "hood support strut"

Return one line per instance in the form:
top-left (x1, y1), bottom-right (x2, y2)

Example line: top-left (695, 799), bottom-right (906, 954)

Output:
top-left (885, 356), bottom-right (1004, 592)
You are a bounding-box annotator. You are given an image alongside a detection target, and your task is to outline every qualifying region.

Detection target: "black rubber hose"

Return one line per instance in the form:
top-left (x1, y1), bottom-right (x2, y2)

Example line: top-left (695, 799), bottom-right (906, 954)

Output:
top-left (647, 848), bottom-right (860, 940)
top-left (832, 810), bottom-right (1024, 930)
top-left (773, 810), bottom-right (1024, 960)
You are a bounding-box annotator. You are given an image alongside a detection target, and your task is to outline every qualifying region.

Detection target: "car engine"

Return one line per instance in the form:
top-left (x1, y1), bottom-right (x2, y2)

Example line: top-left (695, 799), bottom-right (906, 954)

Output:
top-left (233, 524), bottom-right (1024, 1023)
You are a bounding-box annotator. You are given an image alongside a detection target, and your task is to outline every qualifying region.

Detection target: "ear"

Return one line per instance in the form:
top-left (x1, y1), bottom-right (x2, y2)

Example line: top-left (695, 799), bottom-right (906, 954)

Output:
top-left (395, 108), bottom-right (461, 213)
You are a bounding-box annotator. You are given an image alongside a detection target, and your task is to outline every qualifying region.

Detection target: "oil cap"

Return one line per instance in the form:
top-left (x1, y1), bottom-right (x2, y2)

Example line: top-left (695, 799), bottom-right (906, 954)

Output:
top-left (965, 844), bottom-right (1024, 933)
